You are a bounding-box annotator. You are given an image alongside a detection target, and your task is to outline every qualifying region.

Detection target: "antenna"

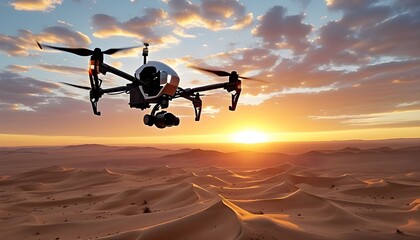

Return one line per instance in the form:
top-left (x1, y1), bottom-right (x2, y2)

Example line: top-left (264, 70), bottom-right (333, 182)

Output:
top-left (142, 43), bottom-right (149, 64)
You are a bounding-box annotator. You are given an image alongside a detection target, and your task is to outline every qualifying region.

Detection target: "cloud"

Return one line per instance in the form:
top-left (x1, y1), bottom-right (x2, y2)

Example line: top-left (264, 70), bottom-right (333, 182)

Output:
top-left (325, 0), bottom-right (374, 10)
top-left (6, 65), bottom-right (30, 72)
top-left (0, 70), bottom-right (132, 135)
top-left (36, 64), bottom-right (86, 74)
top-left (193, 47), bottom-right (279, 79)
top-left (90, 0), bottom-right (254, 46)
top-left (202, 105), bottom-right (220, 117)
top-left (312, 0), bottom-right (420, 68)
top-left (9, 0), bottom-right (62, 12)
top-left (0, 71), bottom-right (60, 110)
top-left (267, 57), bottom-right (420, 113)
top-left (173, 27), bottom-right (196, 38)
top-left (232, 54), bottom-right (419, 131)
top-left (0, 70), bottom-right (181, 137)
top-left (261, 1), bottom-right (420, 95)
top-left (229, 13), bottom-right (254, 30)
top-left (252, 6), bottom-right (312, 53)
top-left (309, 109), bottom-right (420, 127)
top-left (37, 26), bottom-right (91, 47)
top-left (357, 11), bottom-right (420, 57)
top-left (201, 0), bottom-right (245, 19)
top-left (0, 27), bottom-right (91, 57)
top-left (0, 31), bottom-right (34, 57)
top-left (177, 1), bottom-right (420, 133)
top-left (296, 69), bottom-right (420, 120)
top-left (92, 9), bottom-right (178, 46)
top-left (161, 55), bottom-right (194, 68)
top-left (166, 0), bottom-right (201, 26)
top-left (57, 20), bottom-right (74, 27)
top-left (240, 84), bottom-right (338, 106)
top-left (396, 101), bottom-right (420, 108)
top-left (167, 0), bottom-right (254, 30)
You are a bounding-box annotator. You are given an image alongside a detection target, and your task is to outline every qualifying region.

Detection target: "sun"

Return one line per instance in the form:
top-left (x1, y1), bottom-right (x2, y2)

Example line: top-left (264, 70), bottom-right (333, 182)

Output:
top-left (231, 130), bottom-right (269, 144)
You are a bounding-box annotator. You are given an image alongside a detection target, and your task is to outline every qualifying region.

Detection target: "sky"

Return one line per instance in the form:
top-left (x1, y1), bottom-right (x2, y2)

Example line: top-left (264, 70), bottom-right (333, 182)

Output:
top-left (0, 0), bottom-right (420, 146)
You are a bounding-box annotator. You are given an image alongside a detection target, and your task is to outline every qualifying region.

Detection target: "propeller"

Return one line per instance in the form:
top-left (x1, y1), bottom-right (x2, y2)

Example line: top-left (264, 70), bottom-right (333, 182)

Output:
top-left (36, 42), bottom-right (140, 57)
top-left (60, 82), bottom-right (91, 90)
top-left (190, 66), bottom-right (266, 82)
top-left (61, 81), bottom-right (134, 94)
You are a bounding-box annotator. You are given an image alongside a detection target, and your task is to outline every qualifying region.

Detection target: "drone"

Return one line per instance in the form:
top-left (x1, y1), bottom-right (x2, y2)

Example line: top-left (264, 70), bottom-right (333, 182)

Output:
top-left (36, 42), bottom-right (262, 128)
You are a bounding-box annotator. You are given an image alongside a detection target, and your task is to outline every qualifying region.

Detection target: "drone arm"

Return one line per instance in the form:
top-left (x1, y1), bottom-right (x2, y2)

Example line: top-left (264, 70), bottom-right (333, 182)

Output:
top-left (101, 86), bottom-right (128, 94)
top-left (176, 83), bottom-right (224, 121)
top-left (100, 63), bottom-right (149, 86)
top-left (86, 85), bottom-right (129, 116)
top-left (182, 82), bottom-right (226, 94)
top-left (100, 63), bottom-right (138, 83)
top-left (180, 81), bottom-right (240, 111)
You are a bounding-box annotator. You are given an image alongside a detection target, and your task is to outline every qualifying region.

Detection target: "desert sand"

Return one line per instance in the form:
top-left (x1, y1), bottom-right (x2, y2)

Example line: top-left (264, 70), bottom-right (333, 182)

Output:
top-left (0, 143), bottom-right (419, 239)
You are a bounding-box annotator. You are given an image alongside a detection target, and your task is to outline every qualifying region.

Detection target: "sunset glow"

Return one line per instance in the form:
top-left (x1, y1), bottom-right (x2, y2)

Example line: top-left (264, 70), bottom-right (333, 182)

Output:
top-left (231, 130), bottom-right (269, 144)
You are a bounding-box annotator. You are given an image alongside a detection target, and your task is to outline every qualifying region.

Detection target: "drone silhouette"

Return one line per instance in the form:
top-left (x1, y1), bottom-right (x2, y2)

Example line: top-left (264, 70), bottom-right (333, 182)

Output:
top-left (36, 42), bottom-right (263, 128)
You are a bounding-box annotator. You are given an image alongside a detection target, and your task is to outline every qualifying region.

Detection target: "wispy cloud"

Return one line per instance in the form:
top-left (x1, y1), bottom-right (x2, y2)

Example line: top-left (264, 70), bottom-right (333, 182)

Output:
top-left (0, 71), bottom-right (60, 110)
top-left (396, 101), bottom-right (420, 108)
top-left (166, 0), bottom-right (254, 30)
top-left (36, 64), bottom-right (86, 74)
top-left (252, 6), bottom-right (312, 53)
top-left (202, 105), bottom-right (220, 117)
top-left (91, 9), bottom-right (178, 47)
top-left (9, 0), bottom-right (62, 12)
top-left (309, 110), bottom-right (420, 126)
top-left (57, 20), bottom-right (74, 27)
top-left (0, 27), bottom-right (91, 57)
top-left (6, 65), bottom-right (30, 72)
top-left (241, 84), bottom-right (338, 106)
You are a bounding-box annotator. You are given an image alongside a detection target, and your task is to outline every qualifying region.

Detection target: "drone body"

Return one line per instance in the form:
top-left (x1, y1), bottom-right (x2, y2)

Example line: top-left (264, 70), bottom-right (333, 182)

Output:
top-left (37, 42), bottom-right (259, 129)
top-left (131, 61), bottom-right (180, 106)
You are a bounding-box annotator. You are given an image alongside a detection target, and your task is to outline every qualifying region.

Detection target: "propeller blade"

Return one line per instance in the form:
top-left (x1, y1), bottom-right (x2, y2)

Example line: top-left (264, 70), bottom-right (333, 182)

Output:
top-left (191, 65), bottom-right (267, 83)
top-left (190, 66), bottom-right (230, 77)
top-left (61, 82), bottom-right (91, 90)
top-left (102, 45), bottom-right (141, 55)
top-left (37, 42), bottom-right (93, 56)
top-left (37, 41), bottom-right (141, 58)
top-left (238, 76), bottom-right (267, 83)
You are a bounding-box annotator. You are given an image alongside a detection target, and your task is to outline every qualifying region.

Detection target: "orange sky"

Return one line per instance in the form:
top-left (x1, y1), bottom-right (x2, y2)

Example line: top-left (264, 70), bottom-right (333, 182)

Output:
top-left (2, 126), bottom-right (420, 147)
top-left (1, 1), bottom-right (420, 146)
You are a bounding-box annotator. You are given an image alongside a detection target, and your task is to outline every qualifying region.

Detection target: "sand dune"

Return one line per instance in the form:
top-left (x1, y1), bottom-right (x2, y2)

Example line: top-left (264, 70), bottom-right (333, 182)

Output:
top-left (0, 144), bottom-right (419, 239)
